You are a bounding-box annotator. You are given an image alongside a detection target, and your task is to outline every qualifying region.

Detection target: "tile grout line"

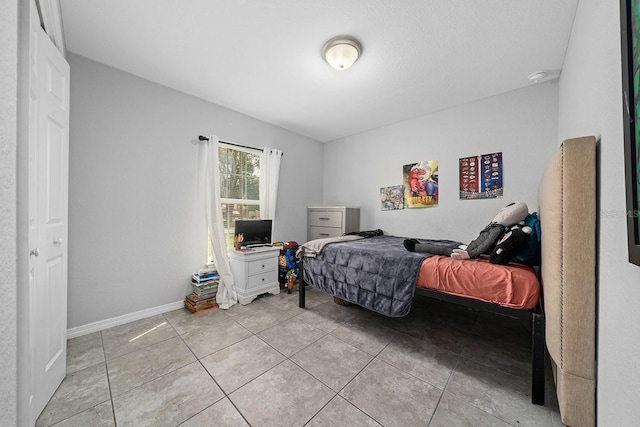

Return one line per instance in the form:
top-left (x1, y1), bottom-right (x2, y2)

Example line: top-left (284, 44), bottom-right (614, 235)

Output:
top-left (435, 313), bottom-right (527, 427)
top-left (427, 351), bottom-right (463, 426)
top-left (325, 336), bottom-right (394, 426)
top-left (166, 311), bottom-right (255, 427)
top-left (283, 323), bottom-right (345, 422)
top-left (38, 333), bottom-right (115, 426)
top-left (183, 297), bottom-right (335, 426)
top-left (100, 330), bottom-right (118, 427)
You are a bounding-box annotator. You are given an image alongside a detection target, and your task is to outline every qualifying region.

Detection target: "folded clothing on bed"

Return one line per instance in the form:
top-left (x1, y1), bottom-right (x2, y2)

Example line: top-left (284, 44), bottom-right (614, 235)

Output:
top-left (297, 235), bottom-right (363, 258)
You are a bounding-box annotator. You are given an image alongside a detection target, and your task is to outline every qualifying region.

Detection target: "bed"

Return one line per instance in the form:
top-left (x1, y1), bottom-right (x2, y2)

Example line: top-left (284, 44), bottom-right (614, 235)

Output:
top-left (297, 136), bottom-right (596, 426)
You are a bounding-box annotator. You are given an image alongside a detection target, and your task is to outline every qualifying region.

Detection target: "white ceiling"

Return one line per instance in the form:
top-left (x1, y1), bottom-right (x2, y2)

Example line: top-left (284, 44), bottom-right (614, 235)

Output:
top-left (59, 0), bottom-right (579, 143)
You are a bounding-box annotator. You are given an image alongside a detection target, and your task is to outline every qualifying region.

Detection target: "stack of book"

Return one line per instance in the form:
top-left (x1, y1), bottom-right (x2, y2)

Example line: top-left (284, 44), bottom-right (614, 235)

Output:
top-left (184, 267), bottom-right (220, 313)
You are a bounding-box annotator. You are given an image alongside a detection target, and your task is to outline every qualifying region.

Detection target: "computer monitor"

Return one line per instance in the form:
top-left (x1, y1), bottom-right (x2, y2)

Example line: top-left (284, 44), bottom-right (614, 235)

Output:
top-left (234, 220), bottom-right (272, 247)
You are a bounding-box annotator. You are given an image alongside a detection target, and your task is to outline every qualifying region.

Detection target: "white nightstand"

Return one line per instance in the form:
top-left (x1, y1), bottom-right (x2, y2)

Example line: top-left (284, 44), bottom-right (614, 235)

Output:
top-left (229, 246), bottom-right (280, 305)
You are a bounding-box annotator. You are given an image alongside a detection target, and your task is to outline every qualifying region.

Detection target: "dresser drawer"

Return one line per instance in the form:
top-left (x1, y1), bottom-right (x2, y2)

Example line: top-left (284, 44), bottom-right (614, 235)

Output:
top-left (247, 257), bottom-right (277, 275)
top-left (308, 210), bottom-right (343, 227)
top-left (307, 206), bottom-right (360, 242)
top-left (308, 226), bottom-right (343, 240)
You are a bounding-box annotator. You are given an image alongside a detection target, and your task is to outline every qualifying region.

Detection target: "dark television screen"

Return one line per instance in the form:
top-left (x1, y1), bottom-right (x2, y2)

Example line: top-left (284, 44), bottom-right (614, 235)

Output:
top-left (234, 220), bottom-right (272, 247)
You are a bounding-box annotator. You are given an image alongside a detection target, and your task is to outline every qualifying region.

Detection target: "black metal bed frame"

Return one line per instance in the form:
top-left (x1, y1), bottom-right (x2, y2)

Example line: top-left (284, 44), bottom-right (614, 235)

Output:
top-left (297, 256), bottom-right (545, 406)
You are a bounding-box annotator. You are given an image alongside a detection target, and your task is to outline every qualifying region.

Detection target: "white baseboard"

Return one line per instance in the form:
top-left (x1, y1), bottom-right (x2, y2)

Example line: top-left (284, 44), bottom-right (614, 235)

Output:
top-left (67, 300), bottom-right (184, 339)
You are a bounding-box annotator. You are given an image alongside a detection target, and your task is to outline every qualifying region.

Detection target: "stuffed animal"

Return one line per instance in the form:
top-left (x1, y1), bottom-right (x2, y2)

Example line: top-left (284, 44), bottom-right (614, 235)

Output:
top-left (403, 202), bottom-right (530, 263)
top-left (283, 241), bottom-right (299, 293)
top-left (489, 223), bottom-right (532, 265)
top-left (512, 212), bottom-right (541, 265)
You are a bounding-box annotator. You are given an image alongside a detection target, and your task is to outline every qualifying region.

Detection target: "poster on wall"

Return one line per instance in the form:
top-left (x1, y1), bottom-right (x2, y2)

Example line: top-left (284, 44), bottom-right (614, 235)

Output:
top-left (459, 152), bottom-right (503, 200)
top-left (380, 185), bottom-right (404, 210)
top-left (403, 160), bottom-right (439, 208)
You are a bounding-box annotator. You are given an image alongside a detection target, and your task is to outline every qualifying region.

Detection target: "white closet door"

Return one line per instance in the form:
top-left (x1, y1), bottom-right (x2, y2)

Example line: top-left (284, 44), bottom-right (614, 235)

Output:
top-left (28, 1), bottom-right (70, 422)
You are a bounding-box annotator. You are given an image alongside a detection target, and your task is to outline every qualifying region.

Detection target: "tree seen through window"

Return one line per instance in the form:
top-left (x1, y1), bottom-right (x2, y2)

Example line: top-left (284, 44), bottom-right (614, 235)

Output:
top-left (210, 146), bottom-right (261, 254)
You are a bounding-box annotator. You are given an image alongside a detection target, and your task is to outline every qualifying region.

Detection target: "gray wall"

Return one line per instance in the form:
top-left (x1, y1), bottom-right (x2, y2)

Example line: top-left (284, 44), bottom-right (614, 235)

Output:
top-left (558, 0), bottom-right (640, 423)
top-left (67, 53), bottom-right (324, 329)
top-left (323, 82), bottom-right (559, 242)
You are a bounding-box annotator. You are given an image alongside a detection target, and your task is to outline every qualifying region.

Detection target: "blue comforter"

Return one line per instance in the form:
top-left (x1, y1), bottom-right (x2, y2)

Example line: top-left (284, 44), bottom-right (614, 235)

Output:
top-left (302, 235), bottom-right (461, 317)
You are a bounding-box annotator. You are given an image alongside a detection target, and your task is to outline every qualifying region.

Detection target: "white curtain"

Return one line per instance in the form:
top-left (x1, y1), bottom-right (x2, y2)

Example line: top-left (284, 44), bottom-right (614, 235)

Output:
top-left (204, 135), bottom-right (237, 309)
top-left (259, 148), bottom-right (283, 221)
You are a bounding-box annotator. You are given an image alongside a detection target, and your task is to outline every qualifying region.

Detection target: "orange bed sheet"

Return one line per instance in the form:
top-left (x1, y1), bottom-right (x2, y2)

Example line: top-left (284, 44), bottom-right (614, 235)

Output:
top-left (416, 255), bottom-right (540, 310)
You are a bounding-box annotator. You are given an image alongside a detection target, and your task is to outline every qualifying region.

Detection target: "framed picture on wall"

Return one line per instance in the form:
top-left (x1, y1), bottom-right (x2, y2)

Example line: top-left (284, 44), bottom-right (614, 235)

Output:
top-left (621, 0), bottom-right (640, 266)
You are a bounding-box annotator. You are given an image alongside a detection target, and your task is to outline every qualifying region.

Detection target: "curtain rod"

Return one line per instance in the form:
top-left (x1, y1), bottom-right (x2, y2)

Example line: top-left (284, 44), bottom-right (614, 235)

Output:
top-left (198, 135), bottom-right (283, 156)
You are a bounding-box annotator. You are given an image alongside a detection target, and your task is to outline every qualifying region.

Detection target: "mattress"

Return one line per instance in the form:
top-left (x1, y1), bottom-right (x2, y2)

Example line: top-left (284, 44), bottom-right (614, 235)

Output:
top-left (416, 255), bottom-right (540, 310)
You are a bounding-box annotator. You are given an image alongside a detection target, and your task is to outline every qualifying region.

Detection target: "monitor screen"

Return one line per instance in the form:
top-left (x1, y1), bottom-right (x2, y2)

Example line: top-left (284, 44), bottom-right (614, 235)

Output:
top-left (234, 220), bottom-right (272, 247)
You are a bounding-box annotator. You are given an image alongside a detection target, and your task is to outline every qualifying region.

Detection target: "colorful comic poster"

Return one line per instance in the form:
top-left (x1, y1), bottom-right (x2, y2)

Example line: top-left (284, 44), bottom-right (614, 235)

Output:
top-left (380, 185), bottom-right (404, 210)
top-left (459, 152), bottom-right (503, 199)
top-left (403, 160), bottom-right (438, 208)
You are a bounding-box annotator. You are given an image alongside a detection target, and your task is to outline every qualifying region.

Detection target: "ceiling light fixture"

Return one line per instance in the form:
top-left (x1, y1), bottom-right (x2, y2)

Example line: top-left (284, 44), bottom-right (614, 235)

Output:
top-left (528, 69), bottom-right (561, 84)
top-left (322, 36), bottom-right (362, 70)
top-left (528, 71), bottom-right (548, 83)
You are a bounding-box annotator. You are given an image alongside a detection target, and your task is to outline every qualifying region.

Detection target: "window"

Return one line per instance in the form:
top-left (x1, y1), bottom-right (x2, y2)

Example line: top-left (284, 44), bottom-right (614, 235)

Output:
top-left (210, 145), bottom-right (261, 253)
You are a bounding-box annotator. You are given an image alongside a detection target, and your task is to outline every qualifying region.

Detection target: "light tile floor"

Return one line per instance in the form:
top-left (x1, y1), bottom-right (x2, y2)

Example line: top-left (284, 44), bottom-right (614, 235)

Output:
top-left (37, 286), bottom-right (564, 427)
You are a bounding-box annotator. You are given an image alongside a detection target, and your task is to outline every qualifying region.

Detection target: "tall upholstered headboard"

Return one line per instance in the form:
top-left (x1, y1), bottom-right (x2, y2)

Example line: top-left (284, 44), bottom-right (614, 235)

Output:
top-left (538, 136), bottom-right (597, 427)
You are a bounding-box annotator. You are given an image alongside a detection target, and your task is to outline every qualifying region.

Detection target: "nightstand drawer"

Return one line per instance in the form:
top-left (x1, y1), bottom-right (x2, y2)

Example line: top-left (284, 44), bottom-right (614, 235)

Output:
top-left (247, 257), bottom-right (277, 275)
top-left (308, 226), bottom-right (342, 240)
top-left (247, 271), bottom-right (277, 288)
top-left (308, 210), bottom-right (343, 228)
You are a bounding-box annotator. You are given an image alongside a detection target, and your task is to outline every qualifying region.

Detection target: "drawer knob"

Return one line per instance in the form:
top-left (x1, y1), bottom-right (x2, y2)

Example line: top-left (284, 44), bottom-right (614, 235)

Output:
top-left (319, 233), bottom-right (330, 236)
top-left (319, 217), bottom-right (330, 220)
top-left (262, 264), bottom-right (265, 268)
